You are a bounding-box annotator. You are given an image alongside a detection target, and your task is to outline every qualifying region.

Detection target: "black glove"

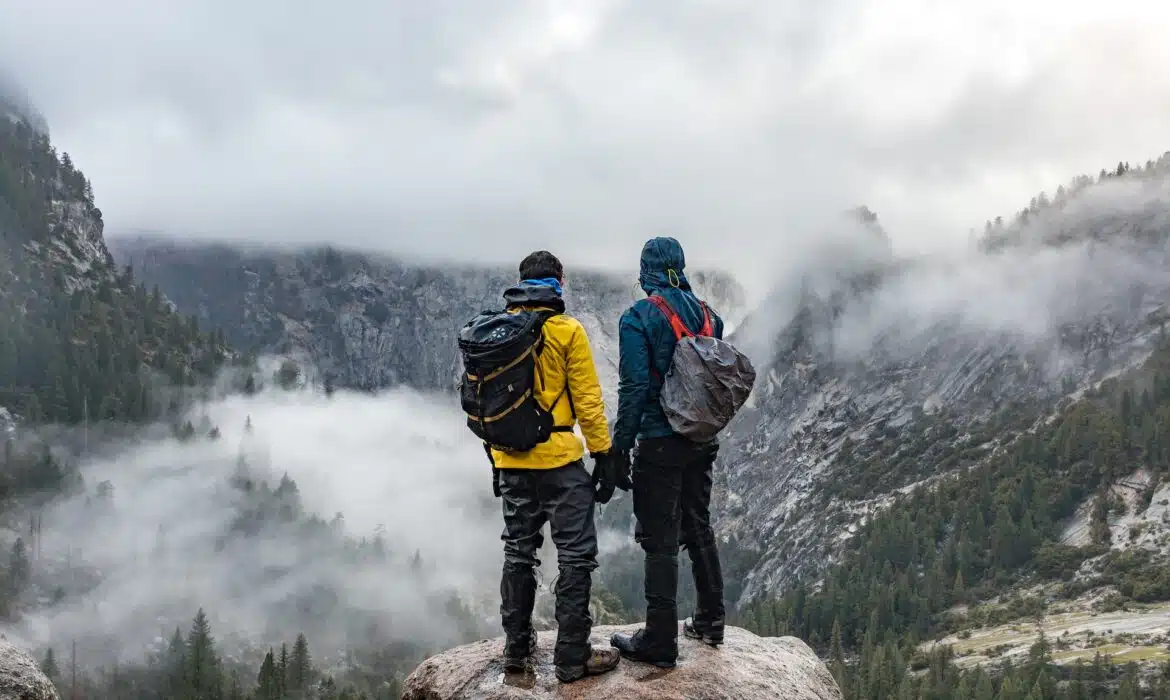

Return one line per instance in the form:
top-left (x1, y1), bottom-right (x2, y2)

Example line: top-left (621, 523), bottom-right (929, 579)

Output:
top-left (591, 451), bottom-right (616, 504)
top-left (613, 449), bottom-right (632, 492)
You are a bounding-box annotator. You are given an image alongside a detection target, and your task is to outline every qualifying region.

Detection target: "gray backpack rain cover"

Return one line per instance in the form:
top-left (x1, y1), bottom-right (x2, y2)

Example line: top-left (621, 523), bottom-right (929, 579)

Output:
top-left (650, 296), bottom-right (757, 442)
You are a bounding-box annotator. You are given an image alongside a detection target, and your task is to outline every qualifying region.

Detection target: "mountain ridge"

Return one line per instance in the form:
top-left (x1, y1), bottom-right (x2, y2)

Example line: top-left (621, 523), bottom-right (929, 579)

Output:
top-left (107, 234), bottom-right (749, 403)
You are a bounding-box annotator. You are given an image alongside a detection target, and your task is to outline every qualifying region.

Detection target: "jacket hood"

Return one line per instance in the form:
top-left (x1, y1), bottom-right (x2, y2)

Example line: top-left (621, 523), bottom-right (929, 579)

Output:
top-left (503, 279), bottom-right (566, 313)
top-left (638, 237), bottom-right (691, 295)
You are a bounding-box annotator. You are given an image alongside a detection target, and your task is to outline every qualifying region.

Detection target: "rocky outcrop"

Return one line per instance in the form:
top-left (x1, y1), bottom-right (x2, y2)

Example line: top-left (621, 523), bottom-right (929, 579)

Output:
top-left (401, 624), bottom-right (842, 700)
top-left (0, 638), bottom-right (59, 700)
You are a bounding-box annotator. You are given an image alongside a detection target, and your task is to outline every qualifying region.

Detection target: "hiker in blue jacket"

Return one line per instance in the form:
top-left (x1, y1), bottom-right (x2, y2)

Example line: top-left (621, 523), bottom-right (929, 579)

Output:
top-left (608, 236), bottom-right (727, 667)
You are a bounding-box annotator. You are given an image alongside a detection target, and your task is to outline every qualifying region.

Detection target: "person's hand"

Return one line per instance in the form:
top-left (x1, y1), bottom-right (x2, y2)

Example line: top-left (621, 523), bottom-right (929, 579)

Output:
top-left (613, 449), bottom-right (632, 491)
top-left (591, 451), bottom-right (616, 504)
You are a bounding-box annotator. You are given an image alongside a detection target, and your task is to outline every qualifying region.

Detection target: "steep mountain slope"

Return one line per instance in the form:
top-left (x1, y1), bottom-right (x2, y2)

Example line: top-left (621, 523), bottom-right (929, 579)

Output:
top-left (718, 157), bottom-right (1170, 603)
top-left (0, 101), bottom-right (227, 428)
top-left (107, 236), bottom-right (748, 403)
top-left (110, 158), bottom-right (1170, 619)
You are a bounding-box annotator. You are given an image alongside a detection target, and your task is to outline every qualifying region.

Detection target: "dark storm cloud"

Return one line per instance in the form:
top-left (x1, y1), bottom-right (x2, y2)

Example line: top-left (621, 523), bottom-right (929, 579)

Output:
top-left (1, 0), bottom-right (1168, 291)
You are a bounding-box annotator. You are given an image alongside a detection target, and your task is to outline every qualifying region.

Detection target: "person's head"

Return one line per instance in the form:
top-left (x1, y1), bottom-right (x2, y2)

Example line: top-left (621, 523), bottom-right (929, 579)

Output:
top-left (518, 250), bottom-right (564, 283)
top-left (638, 237), bottom-right (690, 295)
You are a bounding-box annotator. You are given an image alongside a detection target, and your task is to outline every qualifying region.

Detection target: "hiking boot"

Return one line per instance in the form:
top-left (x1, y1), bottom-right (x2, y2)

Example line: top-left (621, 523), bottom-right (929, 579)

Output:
top-left (554, 646), bottom-right (620, 683)
top-left (610, 629), bottom-right (677, 669)
top-left (503, 628), bottom-right (537, 673)
top-left (683, 617), bottom-right (724, 647)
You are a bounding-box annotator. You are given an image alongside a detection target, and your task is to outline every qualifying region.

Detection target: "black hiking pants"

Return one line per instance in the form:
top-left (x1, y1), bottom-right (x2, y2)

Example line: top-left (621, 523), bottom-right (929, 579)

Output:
top-left (498, 460), bottom-right (597, 668)
top-left (632, 435), bottom-right (724, 656)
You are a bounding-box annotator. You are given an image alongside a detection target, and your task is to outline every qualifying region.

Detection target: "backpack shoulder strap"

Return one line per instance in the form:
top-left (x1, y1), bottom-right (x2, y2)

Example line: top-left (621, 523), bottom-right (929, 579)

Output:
top-left (647, 294), bottom-right (691, 341)
top-left (649, 294), bottom-right (715, 339)
top-left (698, 301), bottom-right (714, 337)
top-left (536, 309), bottom-right (576, 432)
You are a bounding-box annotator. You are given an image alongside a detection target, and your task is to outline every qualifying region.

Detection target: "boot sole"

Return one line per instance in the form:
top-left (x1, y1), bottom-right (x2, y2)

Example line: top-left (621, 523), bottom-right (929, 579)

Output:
top-left (683, 622), bottom-right (720, 650)
top-left (644, 659), bottom-right (677, 669)
top-left (615, 649), bottom-right (676, 669)
top-left (555, 664), bottom-right (620, 683)
top-left (683, 629), bottom-right (723, 647)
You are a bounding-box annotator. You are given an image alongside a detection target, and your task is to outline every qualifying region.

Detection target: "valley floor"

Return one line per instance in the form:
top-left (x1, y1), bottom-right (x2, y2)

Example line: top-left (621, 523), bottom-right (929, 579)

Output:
top-left (926, 598), bottom-right (1170, 669)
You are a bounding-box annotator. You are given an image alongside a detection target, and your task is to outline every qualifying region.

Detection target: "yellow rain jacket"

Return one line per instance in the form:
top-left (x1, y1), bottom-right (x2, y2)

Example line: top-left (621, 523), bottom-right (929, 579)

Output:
top-left (490, 283), bottom-right (611, 469)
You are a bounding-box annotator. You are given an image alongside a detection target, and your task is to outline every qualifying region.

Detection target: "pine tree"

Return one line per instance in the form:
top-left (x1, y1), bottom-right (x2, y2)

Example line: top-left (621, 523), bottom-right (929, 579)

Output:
top-left (998, 676), bottom-right (1022, 700)
top-left (165, 626), bottom-right (187, 699)
top-left (8, 537), bottom-right (30, 597)
top-left (991, 504), bottom-right (1018, 569)
top-left (277, 642), bottom-right (289, 698)
top-left (276, 360), bottom-right (300, 390)
top-left (1117, 663), bottom-right (1141, 700)
top-left (1156, 670), bottom-right (1170, 700)
top-left (289, 633), bottom-right (312, 696)
top-left (40, 647), bottom-right (59, 682)
top-left (973, 670), bottom-right (995, 700)
top-left (226, 673), bottom-right (245, 700)
top-left (256, 649), bottom-right (279, 700)
top-left (185, 608), bottom-right (221, 700)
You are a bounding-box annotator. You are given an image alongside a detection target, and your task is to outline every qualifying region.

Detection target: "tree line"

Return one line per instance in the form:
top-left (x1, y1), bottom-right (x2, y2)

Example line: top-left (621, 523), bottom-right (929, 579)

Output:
top-left (39, 608), bottom-right (402, 700)
top-left (734, 335), bottom-right (1170, 696)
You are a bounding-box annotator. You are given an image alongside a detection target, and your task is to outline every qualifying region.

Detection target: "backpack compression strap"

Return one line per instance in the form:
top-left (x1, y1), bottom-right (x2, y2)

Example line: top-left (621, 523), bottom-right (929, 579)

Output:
top-left (647, 295), bottom-right (713, 340)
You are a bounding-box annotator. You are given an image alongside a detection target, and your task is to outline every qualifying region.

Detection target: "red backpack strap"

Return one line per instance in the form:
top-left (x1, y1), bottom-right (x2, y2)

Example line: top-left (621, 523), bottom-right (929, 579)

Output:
top-left (647, 295), bottom-right (691, 340)
top-left (698, 302), bottom-right (714, 337)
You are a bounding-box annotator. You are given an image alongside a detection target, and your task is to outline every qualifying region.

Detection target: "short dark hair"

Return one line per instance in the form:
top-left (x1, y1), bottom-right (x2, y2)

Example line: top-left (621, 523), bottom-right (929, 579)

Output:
top-left (518, 250), bottom-right (563, 281)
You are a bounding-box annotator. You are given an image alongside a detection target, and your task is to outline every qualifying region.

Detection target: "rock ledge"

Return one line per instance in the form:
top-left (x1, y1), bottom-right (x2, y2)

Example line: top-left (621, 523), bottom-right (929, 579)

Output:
top-left (0, 637), bottom-right (59, 700)
top-left (402, 623), bottom-right (843, 700)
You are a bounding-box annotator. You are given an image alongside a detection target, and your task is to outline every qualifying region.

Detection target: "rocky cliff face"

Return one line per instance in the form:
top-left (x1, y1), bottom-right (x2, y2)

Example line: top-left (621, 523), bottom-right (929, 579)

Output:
top-left (1, 97), bottom-right (227, 427)
top-left (401, 624), bottom-right (842, 700)
top-left (107, 237), bottom-right (747, 406)
top-left (716, 164), bottom-right (1170, 602)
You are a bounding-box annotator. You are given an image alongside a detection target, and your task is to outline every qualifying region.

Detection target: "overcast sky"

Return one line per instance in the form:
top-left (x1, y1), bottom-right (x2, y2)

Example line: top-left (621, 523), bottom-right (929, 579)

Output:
top-left (2, 0), bottom-right (1169, 285)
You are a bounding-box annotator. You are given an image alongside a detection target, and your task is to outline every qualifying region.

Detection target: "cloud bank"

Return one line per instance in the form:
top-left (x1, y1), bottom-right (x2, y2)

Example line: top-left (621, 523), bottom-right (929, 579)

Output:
top-left (2, 0), bottom-right (1169, 288)
top-left (7, 384), bottom-right (519, 667)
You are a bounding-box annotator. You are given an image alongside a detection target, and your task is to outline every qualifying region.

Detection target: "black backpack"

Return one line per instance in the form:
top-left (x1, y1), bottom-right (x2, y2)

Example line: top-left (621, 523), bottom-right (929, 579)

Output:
top-left (458, 308), bottom-right (573, 453)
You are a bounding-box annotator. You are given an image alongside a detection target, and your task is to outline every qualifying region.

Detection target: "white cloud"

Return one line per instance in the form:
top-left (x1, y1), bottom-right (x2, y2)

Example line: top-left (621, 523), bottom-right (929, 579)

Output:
top-left (8, 385), bottom-right (518, 665)
top-left (2, 0), bottom-right (1169, 290)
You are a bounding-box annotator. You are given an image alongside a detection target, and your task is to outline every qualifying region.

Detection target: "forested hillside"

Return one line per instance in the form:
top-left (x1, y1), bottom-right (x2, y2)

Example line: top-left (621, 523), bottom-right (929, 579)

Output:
top-left (0, 112), bottom-right (228, 430)
top-left (729, 158), bottom-right (1170, 697)
top-left (0, 99), bottom-right (511, 700)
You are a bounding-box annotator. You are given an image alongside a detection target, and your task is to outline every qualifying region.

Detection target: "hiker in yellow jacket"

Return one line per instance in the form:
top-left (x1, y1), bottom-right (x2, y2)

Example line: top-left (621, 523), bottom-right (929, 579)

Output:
top-left (489, 251), bottom-right (622, 683)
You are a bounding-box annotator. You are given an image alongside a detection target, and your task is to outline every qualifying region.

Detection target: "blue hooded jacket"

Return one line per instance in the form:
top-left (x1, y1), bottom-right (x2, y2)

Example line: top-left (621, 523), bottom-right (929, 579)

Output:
top-left (613, 237), bottom-right (724, 451)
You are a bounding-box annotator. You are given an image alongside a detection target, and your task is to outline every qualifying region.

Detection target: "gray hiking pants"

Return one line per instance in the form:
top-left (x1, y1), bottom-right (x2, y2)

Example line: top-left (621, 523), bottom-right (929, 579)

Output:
top-left (498, 460), bottom-right (597, 668)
